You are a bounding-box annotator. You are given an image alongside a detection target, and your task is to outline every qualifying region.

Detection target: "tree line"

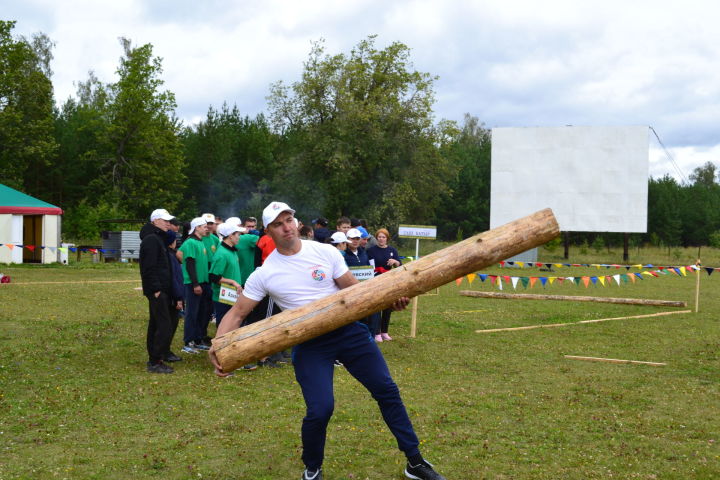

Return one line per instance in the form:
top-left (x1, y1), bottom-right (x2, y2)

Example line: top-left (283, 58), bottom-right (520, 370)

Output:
top-left (2, 21), bottom-right (719, 247)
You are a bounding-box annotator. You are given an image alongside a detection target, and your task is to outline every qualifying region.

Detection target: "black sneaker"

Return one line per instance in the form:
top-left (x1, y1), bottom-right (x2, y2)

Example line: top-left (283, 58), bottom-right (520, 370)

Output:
top-left (164, 352), bottom-right (182, 362)
top-left (404, 459), bottom-right (446, 480)
top-left (301, 468), bottom-right (322, 480)
top-left (147, 362), bottom-right (174, 374)
top-left (270, 352), bottom-right (289, 364)
top-left (242, 363), bottom-right (258, 371)
top-left (258, 358), bottom-right (282, 368)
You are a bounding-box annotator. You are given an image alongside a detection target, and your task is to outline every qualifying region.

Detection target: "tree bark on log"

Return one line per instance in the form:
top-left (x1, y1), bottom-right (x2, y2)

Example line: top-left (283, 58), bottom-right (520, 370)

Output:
top-left (213, 208), bottom-right (559, 372)
top-left (459, 291), bottom-right (687, 308)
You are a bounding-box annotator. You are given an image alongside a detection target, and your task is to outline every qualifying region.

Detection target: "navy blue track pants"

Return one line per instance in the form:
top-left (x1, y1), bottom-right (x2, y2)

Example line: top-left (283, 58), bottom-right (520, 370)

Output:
top-left (293, 322), bottom-right (420, 470)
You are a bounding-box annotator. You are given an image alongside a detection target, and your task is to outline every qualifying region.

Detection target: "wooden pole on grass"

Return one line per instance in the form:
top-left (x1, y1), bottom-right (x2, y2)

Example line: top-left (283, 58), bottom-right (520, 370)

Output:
top-left (564, 355), bottom-right (666, 366)
top-left (212, 208), bottom-right (560, 372)
top-left (459, 291), bottom-right (687, 308)
top-left (695, 259), bottom-right (701, 313)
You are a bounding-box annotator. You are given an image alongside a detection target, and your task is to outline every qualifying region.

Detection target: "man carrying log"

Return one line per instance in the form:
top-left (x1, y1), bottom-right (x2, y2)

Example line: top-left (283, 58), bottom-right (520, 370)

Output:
top-left (209, 201), bottom-right (446, 480)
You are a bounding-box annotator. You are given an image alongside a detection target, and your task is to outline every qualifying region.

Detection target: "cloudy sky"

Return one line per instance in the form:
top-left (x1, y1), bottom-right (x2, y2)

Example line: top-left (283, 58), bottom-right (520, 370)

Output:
top-left (4, 0), bottom-right (719, 181)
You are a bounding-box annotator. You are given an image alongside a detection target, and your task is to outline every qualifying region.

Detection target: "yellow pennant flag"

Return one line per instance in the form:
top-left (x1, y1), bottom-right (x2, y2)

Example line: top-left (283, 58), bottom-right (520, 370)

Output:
top-left (516, 261), bottom-right (525, 268)
top-left (599, 276), bottom-right (606, 287)
top-left (548, 277), bottom-right (556, 285)
top-left (679, 266), bottom-right (687, 276)
top-left (467, 273), bottom-right (477, 284)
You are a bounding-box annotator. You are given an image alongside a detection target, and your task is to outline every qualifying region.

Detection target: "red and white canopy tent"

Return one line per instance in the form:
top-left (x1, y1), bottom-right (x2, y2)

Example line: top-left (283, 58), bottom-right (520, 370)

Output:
top-left (0, 183), bottom-right (63, 264)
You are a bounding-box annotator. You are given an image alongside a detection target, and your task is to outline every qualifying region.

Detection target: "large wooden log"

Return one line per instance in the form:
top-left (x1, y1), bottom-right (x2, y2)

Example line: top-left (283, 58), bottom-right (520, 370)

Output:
top-left (213, 208), bottom-right (559, 372)
top-left (459, 291), bottom-right (687, 308)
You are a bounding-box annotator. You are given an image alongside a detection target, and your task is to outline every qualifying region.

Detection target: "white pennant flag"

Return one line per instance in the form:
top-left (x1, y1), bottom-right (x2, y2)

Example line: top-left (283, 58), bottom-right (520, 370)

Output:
top-left (511, 276), bottom-right (519, 290)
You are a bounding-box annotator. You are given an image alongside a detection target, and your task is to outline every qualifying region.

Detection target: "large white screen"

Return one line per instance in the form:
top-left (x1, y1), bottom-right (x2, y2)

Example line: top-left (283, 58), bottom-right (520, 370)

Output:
top-left (490, 126), bottom-right (648, 233)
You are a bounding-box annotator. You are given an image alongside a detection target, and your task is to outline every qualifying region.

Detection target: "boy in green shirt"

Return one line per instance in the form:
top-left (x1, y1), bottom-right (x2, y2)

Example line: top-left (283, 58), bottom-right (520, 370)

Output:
top-left (209, 223), bottom-right (244, 328)
top-left (179, 217), bottom-right (212, 353)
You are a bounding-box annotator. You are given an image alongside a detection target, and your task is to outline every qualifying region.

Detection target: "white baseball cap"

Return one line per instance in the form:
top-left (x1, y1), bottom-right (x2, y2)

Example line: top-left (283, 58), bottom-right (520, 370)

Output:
top-left (217, 222), bottom-right (246, 238)
top-left (262, 201), bottom-right (295, 227)
top-left (189, 217), bottom-right (207, 235)
top-left (201, 213), bottom-right (216, 224)
top-left (330, 232), bottom-right (348, 244)
top-left (346, 228), bottom-right (362, 239)
top-left (225, 216), bottom-right (241, 226)
top-left (150, 208), bottom-right (174, 222)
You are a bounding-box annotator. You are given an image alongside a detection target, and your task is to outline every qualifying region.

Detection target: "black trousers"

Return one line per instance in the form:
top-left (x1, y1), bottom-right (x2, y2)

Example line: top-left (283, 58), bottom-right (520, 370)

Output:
top-left (146, 292), bottom-right (174, 363)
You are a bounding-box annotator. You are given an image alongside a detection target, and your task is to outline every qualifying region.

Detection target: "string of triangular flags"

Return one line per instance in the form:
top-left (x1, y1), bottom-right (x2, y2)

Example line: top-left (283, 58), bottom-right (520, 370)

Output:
top-left (0, 244), bottom-right (137, 255)
top-left (401, 256), bottom-right (717, 277)
top-left (450, 265), bottom-right (711, 290)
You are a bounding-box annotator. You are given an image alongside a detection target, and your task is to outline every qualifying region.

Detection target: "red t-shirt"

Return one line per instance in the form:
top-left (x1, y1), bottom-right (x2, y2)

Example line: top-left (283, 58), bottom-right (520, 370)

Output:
top-left (257, 235), bottom-right (276, 263)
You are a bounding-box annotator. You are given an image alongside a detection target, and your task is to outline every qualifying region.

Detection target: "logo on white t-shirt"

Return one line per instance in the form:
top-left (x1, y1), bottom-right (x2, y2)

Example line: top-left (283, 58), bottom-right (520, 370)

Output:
top-left (311, 268), bottom-right (326, 281)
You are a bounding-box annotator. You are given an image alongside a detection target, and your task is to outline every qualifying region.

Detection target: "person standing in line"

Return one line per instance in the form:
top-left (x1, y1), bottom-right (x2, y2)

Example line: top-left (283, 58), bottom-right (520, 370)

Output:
top-left (179, 217), bottom-right (212, 353)
top-left (209, 223), bottom-right (245, 329)
top-left (312, 217), bottom-right (331, 243)
top-left (201, 213), bottom-right (220, 265)
top-left (164, 230), bottom-right (184, 363)
top-left (209, 202), bottom-right (446, 480)
top-left (366, 228), bottom-right (402, 341)
top-left (330, 231), bottom-right (348, 255)
top-left (139, 208), bottom-right (176, 374)
top-left (343, 228), bottom-right (378, 337)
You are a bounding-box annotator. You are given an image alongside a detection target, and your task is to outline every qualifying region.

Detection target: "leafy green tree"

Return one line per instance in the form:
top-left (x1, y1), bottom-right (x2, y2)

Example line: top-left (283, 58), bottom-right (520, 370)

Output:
top-left (0, 20), bottom-right (57, 193)
top-left (436, 114), bottom-right (491, 239)
top-left (647, 175), bottom-right (683, 246)
top-left (689, 161), bottom-right (718, 186)
top-left (268, 36), bottom-right (452, 226)
top-left (93, 38), bottom-right (185, 218)
top-left (182, 104), bottom-right (277, 219)
top-left (52, 72), bottom-right (111, 208)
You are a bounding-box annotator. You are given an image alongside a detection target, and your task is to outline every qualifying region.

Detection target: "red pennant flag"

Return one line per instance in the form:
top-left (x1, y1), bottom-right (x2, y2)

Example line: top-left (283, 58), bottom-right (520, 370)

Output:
top-left (25, 245), bottom-right (36, 252)
top-left (455, 277), bottom-right (463, 286)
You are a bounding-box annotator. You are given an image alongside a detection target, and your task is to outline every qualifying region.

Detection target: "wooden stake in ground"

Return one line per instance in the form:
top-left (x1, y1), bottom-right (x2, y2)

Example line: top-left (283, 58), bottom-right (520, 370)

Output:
top-left (213, 208), bottom-right (560, 372)
top-left (564, 355), bottom-right (666, 366)
top-left (460, 291), bottom-right (687, 308)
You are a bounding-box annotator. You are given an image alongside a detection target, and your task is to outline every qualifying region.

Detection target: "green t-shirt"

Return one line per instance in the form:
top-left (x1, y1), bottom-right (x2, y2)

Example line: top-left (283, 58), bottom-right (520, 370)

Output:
top-left (179, 236), bottom-right (209, 284)
top-left (209, 242), bottom-right (242, 302)
top-left (202, 234), bottom-right (220, 263)
top-left (236, 234), bottom-right (259, 286)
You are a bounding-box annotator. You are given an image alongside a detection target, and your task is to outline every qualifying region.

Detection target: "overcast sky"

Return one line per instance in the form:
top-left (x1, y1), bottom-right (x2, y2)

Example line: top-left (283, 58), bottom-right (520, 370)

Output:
top-left (4, 0), bottom-right (719, 182)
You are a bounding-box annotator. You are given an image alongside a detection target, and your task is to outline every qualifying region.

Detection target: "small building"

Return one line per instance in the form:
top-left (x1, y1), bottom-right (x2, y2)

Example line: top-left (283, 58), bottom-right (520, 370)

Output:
top-left (0, 184), bottom-right (63, 264)
top-left (101, 230), bottom-right (141, 261)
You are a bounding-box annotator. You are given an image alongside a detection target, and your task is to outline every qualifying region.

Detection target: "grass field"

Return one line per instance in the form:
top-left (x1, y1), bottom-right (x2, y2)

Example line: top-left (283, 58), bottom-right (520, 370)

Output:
top-left (1, 247), bottom-right (718, 479)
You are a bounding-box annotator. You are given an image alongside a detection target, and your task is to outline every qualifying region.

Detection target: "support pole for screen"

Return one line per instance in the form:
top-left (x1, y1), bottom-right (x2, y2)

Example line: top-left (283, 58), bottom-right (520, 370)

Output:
top-left (410, 238), bottom-right (420, 337)
top-left (398, 224), bottom-right (437, 338)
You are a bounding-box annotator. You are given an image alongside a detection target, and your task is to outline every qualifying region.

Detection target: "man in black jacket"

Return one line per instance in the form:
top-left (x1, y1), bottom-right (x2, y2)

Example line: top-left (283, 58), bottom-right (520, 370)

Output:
top-left (140, 208), bottom-right (176, 374)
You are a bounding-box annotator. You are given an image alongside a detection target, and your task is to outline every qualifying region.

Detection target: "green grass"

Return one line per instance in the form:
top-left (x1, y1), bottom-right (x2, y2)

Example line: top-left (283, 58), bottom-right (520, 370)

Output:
top-left (0, 253), bottom-right (718, 479)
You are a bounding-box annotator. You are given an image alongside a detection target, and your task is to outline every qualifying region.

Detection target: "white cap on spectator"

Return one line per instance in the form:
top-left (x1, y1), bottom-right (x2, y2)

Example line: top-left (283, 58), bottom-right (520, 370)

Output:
top-left (217, 222), bottom-right (246, 238)
top-left (225, 216), bottom-right (241, 226)
top-left (262, 201), bottom-right (295, 227)
top-left (346, 228), bottom-right (362, 239)
top-left (330, 232), bottom-right (348, 244)
top-left (189, 217), bottom-right (207, 235)
top-left (150, 208), bottom-right (174, 221)
top-left (201, 213), bottom-right (216, 224)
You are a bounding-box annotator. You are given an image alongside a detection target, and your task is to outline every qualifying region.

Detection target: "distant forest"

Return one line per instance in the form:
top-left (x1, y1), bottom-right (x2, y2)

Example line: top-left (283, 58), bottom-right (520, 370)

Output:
top-left (2, 21), bottom-right (719, 247)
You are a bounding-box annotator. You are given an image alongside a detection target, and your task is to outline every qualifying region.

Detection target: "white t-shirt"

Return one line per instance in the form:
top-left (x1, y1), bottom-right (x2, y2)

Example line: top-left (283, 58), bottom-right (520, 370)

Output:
top-left (243, 240), bottom-right (349, 311)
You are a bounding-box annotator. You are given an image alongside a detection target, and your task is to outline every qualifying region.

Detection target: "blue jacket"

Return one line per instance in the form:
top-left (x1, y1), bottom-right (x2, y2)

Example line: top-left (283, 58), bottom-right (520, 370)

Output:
top-left (167, 248), bottom-right (184, 301)
top-left (344, 247), bottom-right (370, 267)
